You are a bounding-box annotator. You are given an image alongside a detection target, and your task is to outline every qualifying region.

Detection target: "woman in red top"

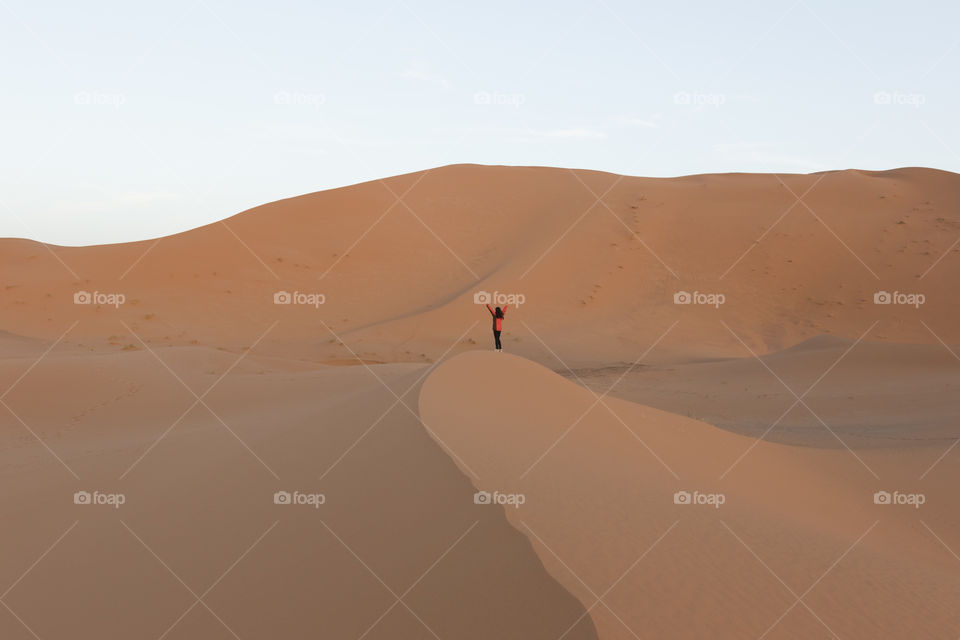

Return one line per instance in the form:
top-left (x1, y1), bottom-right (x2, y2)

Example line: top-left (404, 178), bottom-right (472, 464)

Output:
top-left (486, 304), bottom-right (509, 351)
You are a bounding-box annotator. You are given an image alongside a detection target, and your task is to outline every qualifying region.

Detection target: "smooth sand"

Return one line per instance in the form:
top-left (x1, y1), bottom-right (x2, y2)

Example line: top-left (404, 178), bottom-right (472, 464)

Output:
top-left (1, 164), bottom-right (958, 638)
top-left (2, 164), bottom-right (959, 363)
top-left (421, 352), bottom-right (960, 639)
top-left (0, 351), bottom-right (596, 639)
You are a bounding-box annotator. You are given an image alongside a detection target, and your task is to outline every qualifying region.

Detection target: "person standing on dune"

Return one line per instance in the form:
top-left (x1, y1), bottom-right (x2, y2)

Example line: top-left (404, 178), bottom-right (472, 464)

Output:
top-left (486, 303), bottom-right (509, 351)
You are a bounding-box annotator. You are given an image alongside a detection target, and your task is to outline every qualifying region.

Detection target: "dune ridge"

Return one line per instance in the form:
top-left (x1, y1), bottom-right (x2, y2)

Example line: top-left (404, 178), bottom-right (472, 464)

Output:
top-left (2, 164), bottom-right (959, 365)
top-left (420, 351), bottom-right (960, 639)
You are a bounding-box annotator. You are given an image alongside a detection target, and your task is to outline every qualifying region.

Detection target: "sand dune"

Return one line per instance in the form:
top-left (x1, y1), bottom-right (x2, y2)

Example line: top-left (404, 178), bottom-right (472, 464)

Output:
top-left (0, 350), bottom-right (596, 639)
top-left (2, 165), bottom-right (959, 364)
top-left (2, 164), bottom-right (959, 638)
top-left (420, 351), bottom-right (960, 639)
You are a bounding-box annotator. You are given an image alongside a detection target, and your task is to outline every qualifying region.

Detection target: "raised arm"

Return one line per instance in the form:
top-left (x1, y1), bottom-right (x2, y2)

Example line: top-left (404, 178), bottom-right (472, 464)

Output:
top-left (503, 304), bottom-right (510, 315)
top-left (486, 304), bottom-right (495, 317)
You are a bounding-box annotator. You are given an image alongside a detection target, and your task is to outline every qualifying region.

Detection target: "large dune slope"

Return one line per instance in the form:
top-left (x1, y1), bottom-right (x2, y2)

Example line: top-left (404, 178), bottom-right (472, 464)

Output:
top-left (420, 351), bottom-right (960, 639)
top-left (2, 164), bottom-right (959, 364)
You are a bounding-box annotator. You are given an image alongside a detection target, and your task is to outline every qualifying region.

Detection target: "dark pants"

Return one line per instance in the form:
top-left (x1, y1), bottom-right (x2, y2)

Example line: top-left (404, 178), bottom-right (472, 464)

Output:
top-left (493, 330), bottom-right (502, 350)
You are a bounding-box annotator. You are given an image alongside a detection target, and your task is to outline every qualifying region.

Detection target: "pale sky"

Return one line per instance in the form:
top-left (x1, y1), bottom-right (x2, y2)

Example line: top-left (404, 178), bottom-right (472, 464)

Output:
top-left (1, 0), bottom-right (957, 246)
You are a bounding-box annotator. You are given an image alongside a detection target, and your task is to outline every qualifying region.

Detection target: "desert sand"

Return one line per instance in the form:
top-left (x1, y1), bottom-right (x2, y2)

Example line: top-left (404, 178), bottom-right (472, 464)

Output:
top-left (421, 352), bottom-right (960, 639)
top-left (1, 164), bottom-right (958, 638)
top-left (0, 350), bottom-right (596, 639)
